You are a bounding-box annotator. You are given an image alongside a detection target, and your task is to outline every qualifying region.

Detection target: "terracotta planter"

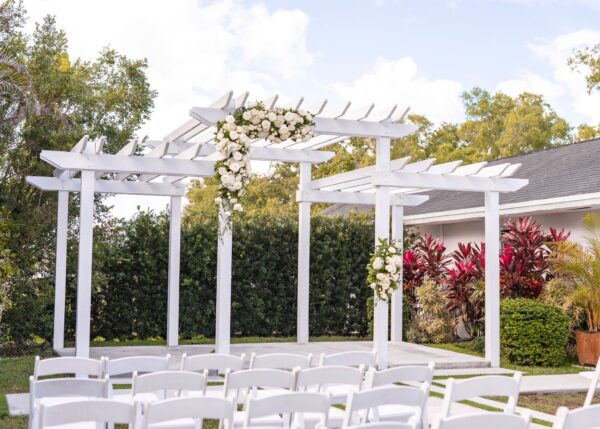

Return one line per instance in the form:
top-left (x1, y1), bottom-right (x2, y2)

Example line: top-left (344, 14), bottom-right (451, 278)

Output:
top-left (576, 330), bottom-right (600, 366)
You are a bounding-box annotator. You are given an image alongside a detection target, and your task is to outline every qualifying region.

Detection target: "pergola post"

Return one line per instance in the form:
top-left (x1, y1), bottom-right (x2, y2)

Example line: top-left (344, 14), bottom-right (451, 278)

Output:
top-left (485, 191), bottom-right (501, 367)
top-left (167, 196), bottom-right (182, 346)
top-left (374, 137), bottom-right (391, 369)
top-left (75, 171), bottom-right (95, 358)
top-left (52, 191), bottom-right (69, 351)
top-left (391, 205), bottom-right (404, 343)
top-left (297, 162), bottom-right (311, 344)
top-left (215, 206), bottom-right (232, 355)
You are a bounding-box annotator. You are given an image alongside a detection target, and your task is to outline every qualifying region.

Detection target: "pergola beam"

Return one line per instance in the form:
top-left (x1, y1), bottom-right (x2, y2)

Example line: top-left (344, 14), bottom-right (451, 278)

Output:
top-left (40, 151), bottom-right (215, 178)
top-left (249, 147), bottom-right (334, 163)
top-left (310, 157), bottom-right (410, 190)
top-left (190, 107), bottom-right (419, 139)
top-left (296, 189), bottom-right (428, 206)
top-left (27, 176), bottom-right (186, 196)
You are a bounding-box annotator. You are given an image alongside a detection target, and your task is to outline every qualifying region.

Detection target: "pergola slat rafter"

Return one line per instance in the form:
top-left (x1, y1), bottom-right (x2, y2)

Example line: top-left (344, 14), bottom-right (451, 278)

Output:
top-left (30, 90), bottom-right (528, 370)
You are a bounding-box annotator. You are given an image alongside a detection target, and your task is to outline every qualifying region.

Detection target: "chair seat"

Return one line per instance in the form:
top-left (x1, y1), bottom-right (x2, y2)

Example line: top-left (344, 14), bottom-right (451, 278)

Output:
top-left (233, 410), bottom-right (283, 428)
top-left (323, 385), bottom-right (357, 404)
top-left (37, 423), bottom-right (98, 429)
top-left (147, 417), bottom-right (198, 429)
top-left (369, 404), bottom-right (418, 422)
top-left (303, 406), bottom-right (345, 428)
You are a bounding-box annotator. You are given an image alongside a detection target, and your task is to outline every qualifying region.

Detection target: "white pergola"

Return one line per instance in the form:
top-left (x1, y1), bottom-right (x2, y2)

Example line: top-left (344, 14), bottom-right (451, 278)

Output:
top-left (28, 91), bottom-right (527, 368)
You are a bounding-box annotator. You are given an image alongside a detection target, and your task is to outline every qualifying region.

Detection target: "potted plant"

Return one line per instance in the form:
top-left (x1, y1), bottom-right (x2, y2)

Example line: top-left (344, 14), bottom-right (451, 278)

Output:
top-left (549, 213), bottom-right (600, 366)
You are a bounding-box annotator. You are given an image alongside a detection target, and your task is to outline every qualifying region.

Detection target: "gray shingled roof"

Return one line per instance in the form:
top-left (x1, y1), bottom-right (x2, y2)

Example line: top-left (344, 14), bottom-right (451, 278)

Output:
top-left (323, 137), bottom-right (600, 217)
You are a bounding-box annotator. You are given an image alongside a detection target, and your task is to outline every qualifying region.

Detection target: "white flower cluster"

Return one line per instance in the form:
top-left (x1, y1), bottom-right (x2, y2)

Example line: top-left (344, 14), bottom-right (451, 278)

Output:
top-left (367, 239), bottom-right (403, 301)
top-left (214, 102), bottom-right (314, 217)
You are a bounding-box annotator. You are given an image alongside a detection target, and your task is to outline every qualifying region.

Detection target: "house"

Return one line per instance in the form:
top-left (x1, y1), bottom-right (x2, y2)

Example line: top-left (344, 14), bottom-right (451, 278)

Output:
top-left (323, 137), bottom-right (600, 250)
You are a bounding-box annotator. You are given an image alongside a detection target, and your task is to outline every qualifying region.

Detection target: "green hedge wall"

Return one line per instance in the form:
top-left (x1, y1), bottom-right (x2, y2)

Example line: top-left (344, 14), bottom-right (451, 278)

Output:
top-left (3, 211), bottom-right (376, 343)
top-left (500, 298), bottom-right (570, 366)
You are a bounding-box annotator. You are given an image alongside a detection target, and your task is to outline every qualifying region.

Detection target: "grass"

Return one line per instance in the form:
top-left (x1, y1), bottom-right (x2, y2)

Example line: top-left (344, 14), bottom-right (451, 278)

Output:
top-left (426, 341), bottom-right (585, 375)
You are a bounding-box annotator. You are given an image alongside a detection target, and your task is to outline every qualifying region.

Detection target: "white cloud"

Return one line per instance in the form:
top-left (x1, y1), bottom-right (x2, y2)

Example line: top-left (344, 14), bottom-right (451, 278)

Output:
top-left (333, 57), bottom-right (464, 124)
top-left (497, 29), bottom-right (600, 125)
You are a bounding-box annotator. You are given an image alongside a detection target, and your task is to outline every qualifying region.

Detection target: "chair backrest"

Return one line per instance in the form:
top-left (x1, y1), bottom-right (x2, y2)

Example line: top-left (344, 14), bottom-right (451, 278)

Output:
top-left (102, 355), bottom-right (170, 380)
top-left (132, 370), bottom-right (207, 399)
top-left (244, 392), bottom-right (330, 429)
top-left (320, 351), bottom-right (377, 368)
top-left (296, 366), bottom-right (365, 394)
top-left (142, 396), bottom-right (235, 429)
top-left (33, 356), bottom-right (103, 379)
top-left (553, 405), bottom-right (600, 429)
top-left (584, 357), bottom-right (600, 407)
top-left (180, 352), bottom-right (246, 372)
top-left (441, 373), bottom-right (522, 417)
top-left (344, 418), bottom-right (420, 429)
top-left (38, 399), bottom-right (138, 428)
top-left (224, 368), bottom-right (297, 404)
top-left (367, 363), bottom-right (434, 388)
top-left (433, 412), bottom-right (531, 429)
top-left (343, 385), bottom-right (428, 426)
top-left (249, 353), bottom-right (312, 370)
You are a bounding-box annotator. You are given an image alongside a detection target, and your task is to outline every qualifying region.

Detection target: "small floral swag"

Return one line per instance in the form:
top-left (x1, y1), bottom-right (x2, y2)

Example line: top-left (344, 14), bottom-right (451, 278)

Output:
top-left (213, 102), bottom-right (315, 217)
top-left (367, 238), bottom-right (403, 302)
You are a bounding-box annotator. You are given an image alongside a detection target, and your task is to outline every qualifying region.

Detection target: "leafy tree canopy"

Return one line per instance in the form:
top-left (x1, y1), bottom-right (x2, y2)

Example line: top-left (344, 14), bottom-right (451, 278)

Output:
top-left (569, 43), bottom-right (600, 94)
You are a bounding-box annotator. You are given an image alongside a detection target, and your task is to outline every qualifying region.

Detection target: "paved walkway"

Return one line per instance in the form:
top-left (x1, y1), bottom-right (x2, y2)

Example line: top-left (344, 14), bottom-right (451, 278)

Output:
top-left (56, 341), bottom-right (490, 369)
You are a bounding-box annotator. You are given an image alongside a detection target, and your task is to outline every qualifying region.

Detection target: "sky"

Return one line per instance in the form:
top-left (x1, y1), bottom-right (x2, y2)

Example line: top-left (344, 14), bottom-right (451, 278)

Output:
top-left (23, 0), bottom-right (600, 218)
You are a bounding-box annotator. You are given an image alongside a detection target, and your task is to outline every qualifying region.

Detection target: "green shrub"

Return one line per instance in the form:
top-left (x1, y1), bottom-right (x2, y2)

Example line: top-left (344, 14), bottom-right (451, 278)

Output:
top-left (500, 298), bottom-right (569, 366)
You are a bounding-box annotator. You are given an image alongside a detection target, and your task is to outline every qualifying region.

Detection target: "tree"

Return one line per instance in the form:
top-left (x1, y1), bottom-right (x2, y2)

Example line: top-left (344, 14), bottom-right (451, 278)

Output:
top-left (576, 123), bottom-right (600, 141)
top-left (569, 43), bottom-right (600, 94)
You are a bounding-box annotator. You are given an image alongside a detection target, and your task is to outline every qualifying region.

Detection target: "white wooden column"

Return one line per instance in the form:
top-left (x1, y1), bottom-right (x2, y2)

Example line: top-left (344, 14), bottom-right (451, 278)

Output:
top-left (297, 162), bottom-right (311, 344)
top-left (75, 171), bottom-right (95, 358)
top-left (167, 196), bottom-right (182, 346)
top-left (485, 191), bottom-right (500, 367)
top-left (53, 191), bottom-right (69, 351)
top-left (215, 206), bottom-right (232, 355)
top-left (374, 137), bottom-right (391, 369)
top-left (391, 205), bottom-right (404, 343)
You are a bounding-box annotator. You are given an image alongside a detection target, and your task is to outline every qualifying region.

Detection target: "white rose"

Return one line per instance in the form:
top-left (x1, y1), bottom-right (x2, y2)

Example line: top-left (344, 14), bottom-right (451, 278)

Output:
top-left (214, 197), bottom-right (222, 204)
top-left (233, 151), bottom-right (243, 161)
top-left (267, 112), bottom-right (277, 121)
top-left (225, 115), bottom-right (234, 123)
top-left (261, 120), bottom-right (271, 129)
top-left (242, 111), bottom-right (251, 120)
top-left (385, 264), bottom-right (397, 274)
top-left (230, 198), bottom-right (237, 203)
top-left (284, 112), bottom-right (294, 122)
top-left (376, 272), bottom-right (385, 280)
top-left (229, 130), bottom-right (239, 140)
top-left (233, 203), bottom-right (243, 212)
top-left (229, 162), bottom-right (241, 172)
top-left (372, 257), bottom-right (384, 270)
top-left (389, 247), bottom-right (396, 254)
top-left (218, 167), bottom-right (227, 176)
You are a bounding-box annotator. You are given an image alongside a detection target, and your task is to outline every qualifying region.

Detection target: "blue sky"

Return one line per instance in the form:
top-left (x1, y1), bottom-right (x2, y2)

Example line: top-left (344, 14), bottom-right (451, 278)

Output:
top-left (24, 0), bottom-right (600, 216)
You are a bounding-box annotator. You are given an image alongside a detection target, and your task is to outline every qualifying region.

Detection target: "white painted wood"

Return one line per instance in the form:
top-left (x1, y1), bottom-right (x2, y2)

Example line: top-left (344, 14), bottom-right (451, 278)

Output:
top-left (52, 191), bottom-right (68, 351)
top-left (190, 107), bottom-right (419, 139)
top-left (75, 170), bottom-right (95, 358)
top-left (583, 358), bottom-right (600, 407)
top-left (26, 176), bottom-right (186, 196)
top-left (484, 191), bottom-right (501, 368)
top-left (297, 162), bottom-right (311, 344)
top-left (142, 396), bottom-right (235, 429)
top-left (244, 392), bottom-right (330, 429)
top-left (33, 356), bottom-right (103, 379)
top-left (433, 412), bottom-right (531, 429)
top-left (249, 353), bottom-right (312, 370)
top-left (216, 206), bottom-right (233, 355)
top-left (41, 151), bottom-right (215, 177)
top-left (180, 353), bottom-right (246, 372)
top-left (38, 398), bottom-right (138, 428)
top-left (133, 370), bottom-right (207, 398)
top-left (374, 171), bottom-right (528, 193)
top-left (554, 404), bottom-right (600, 429)
top-left (449, 161), bottom-right (488, 176)
top-left (500, 163), bottom-right (522, 177)
top-left (249, 146), bottom-right (335, 163)
top-left (374, 137), bottom-right (391, 370)
top-left (333, 102), bottom-right (352, 118)
top-left (391, 205), bottom-right (404, 343)
top-left (343, 103), bottom-right (375, 120)
top-left (296, 190), bottom-right (428, 207)
top-left (308, 99), bottom-right (328, 116)
top-left (320, 351), bottom-right (375, 368)
top-left (167, 196), bottom-right (182, 346)
top-left (473, 163), bottom-right (510, 177)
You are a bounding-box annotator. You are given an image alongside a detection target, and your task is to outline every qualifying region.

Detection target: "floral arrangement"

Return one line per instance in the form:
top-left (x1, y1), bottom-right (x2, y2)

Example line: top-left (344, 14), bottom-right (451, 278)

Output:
top-left (214, 102), bottom-right (314, 220)
top-left (367, 238), bottom-right (403, 301)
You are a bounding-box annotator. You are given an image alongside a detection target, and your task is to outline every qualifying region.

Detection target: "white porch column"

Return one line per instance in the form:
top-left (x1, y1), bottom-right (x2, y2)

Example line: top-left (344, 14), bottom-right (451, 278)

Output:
top-left (167, 196), bottom-right (182, 346)
top-left (75, 171), bottom-right (95, 358)
top-left (53, 191), bottom-right (69, 351)
top-left (297, 162), bottom-right (311, 344)
top-left (485, 191), bottom-right (501, 367)
top-left (374, 137), bottom-right (391, 369)
top-left (391, 205), bottom-right (404, 343)
top-left (215, 206), bottom-right (232, 355)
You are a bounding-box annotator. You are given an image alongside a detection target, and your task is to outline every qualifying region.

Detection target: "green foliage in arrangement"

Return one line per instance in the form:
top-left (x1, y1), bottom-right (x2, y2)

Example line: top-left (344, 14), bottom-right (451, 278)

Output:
top-left (500, 298), bottom-right (570, 366)
top-left (1, 211), bottom-right (376, 344)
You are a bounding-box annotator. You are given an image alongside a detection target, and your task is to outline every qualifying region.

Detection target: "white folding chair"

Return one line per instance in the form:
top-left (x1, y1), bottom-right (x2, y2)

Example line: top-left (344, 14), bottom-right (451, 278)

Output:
top-left (343, 418), bottom-right (420, 429)
top-left (102, 355), bottom-right (170, 403)
top-left (244, 392), bottom-right (330, 429)
top-left (224, 368), bottom-right (298, 428)
top-left (37, 398), bottom-right (139, 429)
top-left (29, 376), bottom-right (109, 429)
top-left (33, 356), bottom-right (103, 380)
top-left (181, 353), bottom-right (246, 383)
top-left (553, 404), bottom-right (600, 428)
top-left (296, 366), bottom-right (365, 428)
top-left (366, 363), bottom-right (434, 428)
top-left (441, 373), bottom-right (522, 417)
top-left (249, 353), bottom-right (312, 370)
top-left (583, 357), bottom-right (600, 407)
top-left (319, 351), bottom-right (377, 369)
top-left (142, 396), bottom-right (235, 429)
top-left (132, 370), bottom-right (208, 402)
top-left (343, 385), bottom-right (428, 428)
top-left (432, 411), bottom-right (531, 429)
